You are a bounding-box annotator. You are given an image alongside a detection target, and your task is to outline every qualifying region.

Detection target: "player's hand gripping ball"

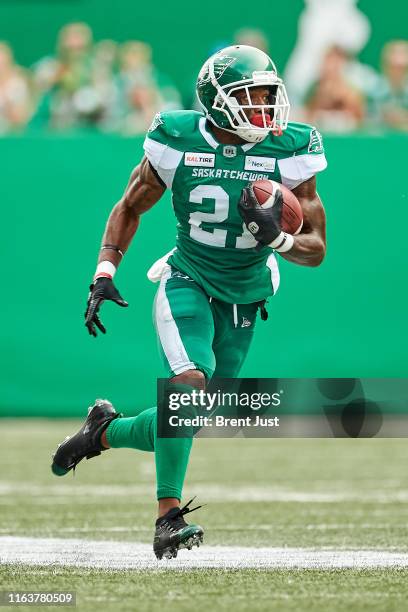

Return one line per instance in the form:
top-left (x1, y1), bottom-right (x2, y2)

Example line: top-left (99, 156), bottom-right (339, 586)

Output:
top-left (238, 179), bottom-right (303, 251)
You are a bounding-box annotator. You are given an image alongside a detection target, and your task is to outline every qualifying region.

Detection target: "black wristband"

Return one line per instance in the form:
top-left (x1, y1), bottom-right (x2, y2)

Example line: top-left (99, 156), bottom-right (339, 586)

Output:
top-left (101, 244), bottom-right (125, 258)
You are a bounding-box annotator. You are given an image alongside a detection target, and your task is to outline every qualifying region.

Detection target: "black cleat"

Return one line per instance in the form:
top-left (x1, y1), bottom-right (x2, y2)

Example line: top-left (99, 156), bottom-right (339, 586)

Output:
top-left (51, 399), bottom-right (122, 476)
top-left (153, 497), bottom-right (204, 560)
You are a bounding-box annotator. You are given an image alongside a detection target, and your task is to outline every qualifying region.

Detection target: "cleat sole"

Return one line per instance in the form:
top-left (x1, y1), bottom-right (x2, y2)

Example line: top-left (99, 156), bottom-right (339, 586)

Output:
top-left (154, 522), bottom-right (204, 561)
top-left (177, 532), bottom-right (204, 553)
top-left (162, 547), bottom-right (178, 559)
top-left (156, 537), bottom-right (202, 560)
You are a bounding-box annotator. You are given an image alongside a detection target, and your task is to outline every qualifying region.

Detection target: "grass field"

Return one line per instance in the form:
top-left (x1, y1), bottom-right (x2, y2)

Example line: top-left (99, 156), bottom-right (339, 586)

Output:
top-left (1, 420), bottom-right (408, 611)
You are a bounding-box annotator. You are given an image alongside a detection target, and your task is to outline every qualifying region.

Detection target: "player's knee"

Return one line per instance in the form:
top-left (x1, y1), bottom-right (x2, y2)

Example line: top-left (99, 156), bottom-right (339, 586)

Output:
top-left (171, 369), bottom-right (206, 390)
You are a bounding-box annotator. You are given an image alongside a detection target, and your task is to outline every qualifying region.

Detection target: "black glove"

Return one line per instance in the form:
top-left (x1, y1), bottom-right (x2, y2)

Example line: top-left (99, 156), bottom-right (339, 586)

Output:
top-left (238, 184), bottom-right (284, 249)
top-left (85, 277), bottom-right (128, 337)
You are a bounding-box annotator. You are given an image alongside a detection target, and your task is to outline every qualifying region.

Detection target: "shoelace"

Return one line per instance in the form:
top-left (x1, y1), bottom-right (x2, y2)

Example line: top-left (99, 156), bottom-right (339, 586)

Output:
top-left (179, 496), bottom-right (203, 517)
top-left (165, 497), bottom-right (204, 531)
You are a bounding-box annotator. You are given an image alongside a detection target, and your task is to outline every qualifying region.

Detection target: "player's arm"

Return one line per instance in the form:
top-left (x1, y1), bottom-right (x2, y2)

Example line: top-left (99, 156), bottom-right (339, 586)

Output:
top-left (97, 157), bottom-right (165, 267)
top-left (280, 176), bottom-right (326, 267)
top-left (85, 157), bottom-right (166, 337)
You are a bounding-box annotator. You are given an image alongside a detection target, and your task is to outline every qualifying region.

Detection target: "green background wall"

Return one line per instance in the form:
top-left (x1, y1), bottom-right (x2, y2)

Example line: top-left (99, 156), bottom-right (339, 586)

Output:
top-left (0, 0), bottom-right (407, 101)
top-left (1, 1), bottom-right (407, 416)
top-left (1, 133), bottom-right (407, 416)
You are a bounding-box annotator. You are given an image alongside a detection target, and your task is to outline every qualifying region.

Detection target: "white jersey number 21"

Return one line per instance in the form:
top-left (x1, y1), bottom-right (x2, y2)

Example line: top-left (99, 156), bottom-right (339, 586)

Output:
top-left (188, 185), bottom-right (256, 249)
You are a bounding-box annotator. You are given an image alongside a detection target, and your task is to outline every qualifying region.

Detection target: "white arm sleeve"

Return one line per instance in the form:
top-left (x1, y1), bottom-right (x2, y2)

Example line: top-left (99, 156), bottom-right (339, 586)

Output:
top-left (143, 137), bottom-right (183, 189)
top-left (278, 153), bottom-right (328, 190)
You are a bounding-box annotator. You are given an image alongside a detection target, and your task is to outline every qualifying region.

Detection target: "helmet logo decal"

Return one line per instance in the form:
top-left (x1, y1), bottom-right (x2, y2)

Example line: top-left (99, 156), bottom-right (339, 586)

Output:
top-left (197, 67), bottom-right (211, 86)
top-left (197, 56), bottom-right (235, 85)
top-left (197, 55), bottom-right (235, 85)
top-left (213, 56), bottom-right (236, 79)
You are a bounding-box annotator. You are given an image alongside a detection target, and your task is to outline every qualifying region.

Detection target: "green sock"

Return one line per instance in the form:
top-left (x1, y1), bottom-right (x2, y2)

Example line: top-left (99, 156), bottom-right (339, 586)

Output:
top-left (105, 384), bottom-right (195, 501)
top-left (106, 407), bottom-right (156, 452)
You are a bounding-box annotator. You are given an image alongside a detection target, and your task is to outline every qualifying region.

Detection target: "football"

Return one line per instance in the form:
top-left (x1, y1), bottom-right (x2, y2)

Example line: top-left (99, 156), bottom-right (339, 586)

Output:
top-left (251, 179), bottom-right (303, 235)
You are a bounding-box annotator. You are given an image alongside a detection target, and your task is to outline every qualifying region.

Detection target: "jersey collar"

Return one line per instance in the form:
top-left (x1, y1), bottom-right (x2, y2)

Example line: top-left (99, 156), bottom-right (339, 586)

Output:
top-left (199, 117), bottom-right (257, 152)
top-left (199, 117), bottom-right (218, 149)
top-left (241, 141), bottom-right (258, 151)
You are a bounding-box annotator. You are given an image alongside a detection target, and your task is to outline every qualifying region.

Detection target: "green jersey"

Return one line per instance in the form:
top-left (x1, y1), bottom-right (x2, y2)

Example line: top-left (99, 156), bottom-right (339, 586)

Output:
top-left (144, 110), bottom-right (327, 304)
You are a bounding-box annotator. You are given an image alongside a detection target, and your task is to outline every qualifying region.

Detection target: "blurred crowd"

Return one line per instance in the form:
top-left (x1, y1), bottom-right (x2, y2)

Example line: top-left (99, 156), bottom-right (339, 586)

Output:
top-left (294, 41), bottom-right (408, 132)
top-left (0, 18), bottom-right (407, 135)
top-left (0, 23), bottom-right (181, 135)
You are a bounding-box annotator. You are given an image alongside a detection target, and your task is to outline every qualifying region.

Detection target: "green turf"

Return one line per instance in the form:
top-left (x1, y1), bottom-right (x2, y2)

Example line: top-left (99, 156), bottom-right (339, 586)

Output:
top-left (1, 566), bottom-right (408, 612)
top-left (1, 419), bottom-right (408, 611)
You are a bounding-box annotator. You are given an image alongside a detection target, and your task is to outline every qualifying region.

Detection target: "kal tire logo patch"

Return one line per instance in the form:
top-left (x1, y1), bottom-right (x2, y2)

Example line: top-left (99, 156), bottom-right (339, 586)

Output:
top-left (184, 152), bottom-right (215, 167)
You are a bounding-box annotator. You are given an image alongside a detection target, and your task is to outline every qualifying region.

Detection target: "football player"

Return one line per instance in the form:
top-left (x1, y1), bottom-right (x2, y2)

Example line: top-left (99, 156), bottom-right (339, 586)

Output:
top-left (51, 45), bottom-right (327, 559)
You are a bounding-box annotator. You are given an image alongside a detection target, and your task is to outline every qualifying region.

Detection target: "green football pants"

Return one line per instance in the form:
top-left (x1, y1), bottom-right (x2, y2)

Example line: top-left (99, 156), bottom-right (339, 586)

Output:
top-left (106, 266), bottom-right (261, 500)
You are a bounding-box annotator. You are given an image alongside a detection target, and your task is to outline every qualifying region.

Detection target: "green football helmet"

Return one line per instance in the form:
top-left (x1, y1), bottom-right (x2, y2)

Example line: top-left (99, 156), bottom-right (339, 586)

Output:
top-left (196, 45), bottom-right (290, 143)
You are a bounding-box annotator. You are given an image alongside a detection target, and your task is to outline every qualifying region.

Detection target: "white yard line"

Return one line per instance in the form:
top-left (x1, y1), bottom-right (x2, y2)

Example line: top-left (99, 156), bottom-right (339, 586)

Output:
top-left (1, 523), bottom-right (405, 535)
top-left (1, 537), bottom-right (408, 570)
top-left (1, 482), bottom-right (408, 503)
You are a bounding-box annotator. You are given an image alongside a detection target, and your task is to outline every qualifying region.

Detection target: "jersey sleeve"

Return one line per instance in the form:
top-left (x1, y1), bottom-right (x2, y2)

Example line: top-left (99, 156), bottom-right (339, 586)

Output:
top-left (143, 113), bottom-right (183, 189)
top-left (278, 125), bottom-right (327, 190)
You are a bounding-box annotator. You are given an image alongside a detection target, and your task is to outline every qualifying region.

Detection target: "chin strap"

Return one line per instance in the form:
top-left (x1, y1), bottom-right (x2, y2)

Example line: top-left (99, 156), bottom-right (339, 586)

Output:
top-left (218, 123), bottom-right (268, 144)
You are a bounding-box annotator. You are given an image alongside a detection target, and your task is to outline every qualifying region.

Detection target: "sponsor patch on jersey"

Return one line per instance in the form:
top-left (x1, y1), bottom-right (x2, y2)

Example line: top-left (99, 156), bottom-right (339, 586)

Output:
top-left (184, 152), bottom-right (215, 167)
top-left (223, 145), bottom-right (237, 158)
top-left (244, 156), bottom-right (276, 173)
top-left (308, 128), bottom-right (324, 153)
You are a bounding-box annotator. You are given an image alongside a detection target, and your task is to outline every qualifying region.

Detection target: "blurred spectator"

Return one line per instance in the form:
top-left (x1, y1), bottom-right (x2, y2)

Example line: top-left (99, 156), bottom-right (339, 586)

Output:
top-left (31, 29), bottom-right (182, 134)
top-left (372, 41), bottom-right (408, 131)
top-left (51, 22), bottom-right (100, 128)
top-left (116, 41), bottom-right (163, 134)
top-left (305, 46), bottom-right (365, 132)
top-left (89, 40), bottom-right (121, 131)
top-left (342, 57), bottom-right (380, 105)
top-left (92, 39), bottom-right (118, 85)
top-left (0, 42), bottom-right (32, 133)
top-left (33, 23), bottom-right (117, 129)
top-left (117, 41), bottom-right (181, 135)
top-left (234, 28), bottom-right (269, 54)
top-left (285, 0), bottom-right (371, 109)
top-left (34, 23), bottom-right (93, 93)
